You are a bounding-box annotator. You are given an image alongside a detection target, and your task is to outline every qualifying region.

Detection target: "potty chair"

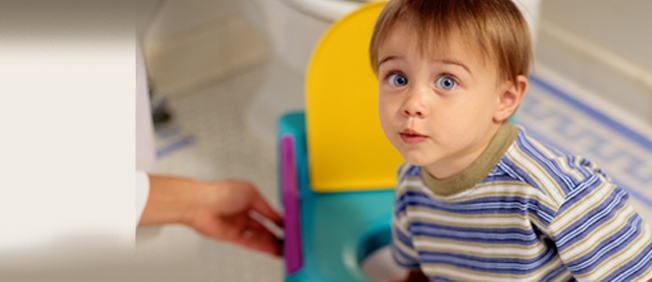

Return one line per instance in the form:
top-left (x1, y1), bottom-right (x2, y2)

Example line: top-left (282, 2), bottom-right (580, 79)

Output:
top-left (276, 2), bottom-right (406, 281)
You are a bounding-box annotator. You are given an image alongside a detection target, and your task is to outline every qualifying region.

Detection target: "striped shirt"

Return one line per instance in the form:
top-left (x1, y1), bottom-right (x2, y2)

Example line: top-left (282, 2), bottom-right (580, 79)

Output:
top-left (392, 123), bottom-right (652, 282)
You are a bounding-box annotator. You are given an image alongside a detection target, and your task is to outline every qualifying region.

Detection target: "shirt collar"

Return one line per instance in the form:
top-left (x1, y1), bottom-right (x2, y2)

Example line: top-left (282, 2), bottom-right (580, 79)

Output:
top-left (420, 123), bottom-right (519, 197)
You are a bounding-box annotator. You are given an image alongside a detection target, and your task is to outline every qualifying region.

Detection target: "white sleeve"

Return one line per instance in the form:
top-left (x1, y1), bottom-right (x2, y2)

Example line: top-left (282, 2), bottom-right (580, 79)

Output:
top-left (136, 40), bottom-right (156, 227)
top-left (136, 170), bottom-right (150, 225)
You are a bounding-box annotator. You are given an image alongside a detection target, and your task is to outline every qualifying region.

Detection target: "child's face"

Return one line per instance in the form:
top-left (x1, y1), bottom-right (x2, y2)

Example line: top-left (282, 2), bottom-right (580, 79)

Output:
top-left (377, 21), bottom-right (513, 179)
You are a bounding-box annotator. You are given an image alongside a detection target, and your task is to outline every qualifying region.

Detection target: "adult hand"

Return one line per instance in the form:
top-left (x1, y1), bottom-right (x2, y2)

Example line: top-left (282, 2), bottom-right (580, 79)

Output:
top-left (139, 175), bottom-right (284, 257)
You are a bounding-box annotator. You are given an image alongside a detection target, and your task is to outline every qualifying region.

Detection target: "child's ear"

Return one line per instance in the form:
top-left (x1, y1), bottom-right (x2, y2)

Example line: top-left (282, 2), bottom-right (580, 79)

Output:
top-left (494, 75), bottom-right (528, 123)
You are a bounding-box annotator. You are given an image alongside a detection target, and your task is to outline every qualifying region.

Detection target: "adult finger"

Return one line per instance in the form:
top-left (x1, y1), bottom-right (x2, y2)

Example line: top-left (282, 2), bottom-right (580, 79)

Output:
top-left (249, 190), bottom-right (284, 227)
top-left (235, 221), bottom-right (282, 257)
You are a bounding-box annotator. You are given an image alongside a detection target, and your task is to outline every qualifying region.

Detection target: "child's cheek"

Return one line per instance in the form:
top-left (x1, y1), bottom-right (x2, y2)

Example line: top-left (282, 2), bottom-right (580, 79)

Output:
top-left (378, 101), bottom-right (396, 140)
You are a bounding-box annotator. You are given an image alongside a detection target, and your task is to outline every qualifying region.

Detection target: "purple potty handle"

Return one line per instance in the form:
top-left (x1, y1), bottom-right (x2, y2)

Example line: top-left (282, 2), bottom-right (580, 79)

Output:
top-left (281, 134), bottom-right (303, 274)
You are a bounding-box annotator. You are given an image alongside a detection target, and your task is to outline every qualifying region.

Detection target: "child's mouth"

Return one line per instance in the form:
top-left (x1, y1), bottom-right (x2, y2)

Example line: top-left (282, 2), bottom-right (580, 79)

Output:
top-left (400, 129), bottom-right (427, 144)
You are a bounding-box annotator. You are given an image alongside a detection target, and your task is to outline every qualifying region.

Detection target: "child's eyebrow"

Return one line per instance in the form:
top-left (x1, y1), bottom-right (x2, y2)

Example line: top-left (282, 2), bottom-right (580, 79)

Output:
top-left (378, 56), bottom-right (471, 75)
top-left (438, 59), bottom-right (471, 74)
top-left (378, 55), bottom-right (398, 66)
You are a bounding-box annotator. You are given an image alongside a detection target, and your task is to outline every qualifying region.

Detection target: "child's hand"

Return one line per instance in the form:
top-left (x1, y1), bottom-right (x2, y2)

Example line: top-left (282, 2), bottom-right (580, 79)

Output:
top-left (391, 270), bottom-right (430, 282)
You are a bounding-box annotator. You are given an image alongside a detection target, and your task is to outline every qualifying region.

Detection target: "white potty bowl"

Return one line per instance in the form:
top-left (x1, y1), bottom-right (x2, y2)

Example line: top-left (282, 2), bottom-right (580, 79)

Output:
top-left (241, 0), bottom-right (372, 150)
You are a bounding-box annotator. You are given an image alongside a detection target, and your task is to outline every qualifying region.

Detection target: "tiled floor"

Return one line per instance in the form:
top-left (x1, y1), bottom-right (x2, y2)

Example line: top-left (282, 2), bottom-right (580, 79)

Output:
top-left (146, 63), bottom-right (283, 282)
top-left (149, 58), bottom-right (652, 282)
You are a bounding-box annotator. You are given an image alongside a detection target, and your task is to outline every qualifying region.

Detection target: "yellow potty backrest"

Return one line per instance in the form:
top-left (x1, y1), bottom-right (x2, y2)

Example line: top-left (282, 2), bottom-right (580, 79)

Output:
top-left (306, 1), bottom-right (403, 193)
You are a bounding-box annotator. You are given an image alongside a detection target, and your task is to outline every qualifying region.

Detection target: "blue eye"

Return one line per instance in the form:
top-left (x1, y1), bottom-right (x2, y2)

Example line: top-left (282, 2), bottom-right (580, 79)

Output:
top-left (388, 73), bottom-right (408, 87)
top-left (436, 76), bottom-right (456, 90)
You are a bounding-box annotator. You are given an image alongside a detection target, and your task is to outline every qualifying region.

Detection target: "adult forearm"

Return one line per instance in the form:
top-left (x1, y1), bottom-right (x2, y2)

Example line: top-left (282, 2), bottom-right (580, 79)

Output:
top-left (138, 174), bottom-right (203, 226)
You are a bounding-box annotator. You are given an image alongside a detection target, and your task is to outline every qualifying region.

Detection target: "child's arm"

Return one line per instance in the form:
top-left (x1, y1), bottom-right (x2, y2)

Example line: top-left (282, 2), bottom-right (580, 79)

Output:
top-left (547, 180), bottom-right (652, 281)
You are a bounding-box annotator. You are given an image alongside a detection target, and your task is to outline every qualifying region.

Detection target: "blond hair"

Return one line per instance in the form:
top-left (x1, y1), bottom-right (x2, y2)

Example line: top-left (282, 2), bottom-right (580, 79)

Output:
top-left (369, 0), bottom-right (532, 84)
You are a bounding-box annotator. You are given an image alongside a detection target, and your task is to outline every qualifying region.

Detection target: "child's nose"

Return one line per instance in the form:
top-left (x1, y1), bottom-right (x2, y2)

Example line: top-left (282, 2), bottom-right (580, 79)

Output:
top-left (401, 91), bottom-right (428, 118)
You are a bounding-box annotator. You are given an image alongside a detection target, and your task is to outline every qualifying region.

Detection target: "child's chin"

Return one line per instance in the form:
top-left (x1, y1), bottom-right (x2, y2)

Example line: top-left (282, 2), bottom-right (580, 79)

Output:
top-left (401, 156), bottom-right (432, 167)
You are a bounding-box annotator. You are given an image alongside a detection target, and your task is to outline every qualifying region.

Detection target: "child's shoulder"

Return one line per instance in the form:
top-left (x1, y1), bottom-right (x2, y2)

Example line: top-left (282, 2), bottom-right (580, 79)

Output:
top-left (500, 126), bottom-right (612, 200)
top-left (396, 162), bottom-right (421, 181)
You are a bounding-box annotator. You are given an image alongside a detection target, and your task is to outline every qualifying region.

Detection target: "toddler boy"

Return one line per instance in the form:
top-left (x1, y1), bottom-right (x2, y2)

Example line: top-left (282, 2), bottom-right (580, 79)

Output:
top-left (369, 0), bottom-right (652, 281)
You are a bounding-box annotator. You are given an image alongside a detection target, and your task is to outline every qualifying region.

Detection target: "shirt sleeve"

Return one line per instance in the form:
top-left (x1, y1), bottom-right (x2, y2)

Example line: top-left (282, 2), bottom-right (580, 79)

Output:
top-left (391, 163), bottom-right (421, 269)
top-left (136, 170), bottom-right (150, 226)
top-left (391, 213), bottom-right (420, 268)
top-left (547, 173), bottom-right (652, 282)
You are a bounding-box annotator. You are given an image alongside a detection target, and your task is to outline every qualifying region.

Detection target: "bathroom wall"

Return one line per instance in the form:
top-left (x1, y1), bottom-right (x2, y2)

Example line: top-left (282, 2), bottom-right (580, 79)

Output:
top-left (141, 0), bottom-right (652, 125)
top-left (142, 0), bottom-right (268, 97)
top-left (536, 0), bottom-right (652, 124)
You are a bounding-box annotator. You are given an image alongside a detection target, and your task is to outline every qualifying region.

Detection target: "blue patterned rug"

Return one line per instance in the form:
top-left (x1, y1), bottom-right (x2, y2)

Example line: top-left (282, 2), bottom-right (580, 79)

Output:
top-left (518, 66), bottom-right (652, 221)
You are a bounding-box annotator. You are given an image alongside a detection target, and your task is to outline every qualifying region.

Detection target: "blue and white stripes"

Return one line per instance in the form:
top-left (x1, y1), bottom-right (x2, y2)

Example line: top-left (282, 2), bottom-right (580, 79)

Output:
top-left (392, 126), bottom-right (652, 282)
